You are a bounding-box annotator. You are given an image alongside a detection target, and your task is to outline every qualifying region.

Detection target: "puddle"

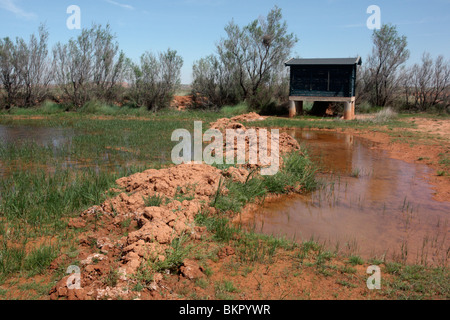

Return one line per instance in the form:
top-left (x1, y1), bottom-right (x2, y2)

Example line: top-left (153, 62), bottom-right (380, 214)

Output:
top-left (0, 124), bottom-right (75, 147)
top-left (0, 125), bottom-right (161, 177)
top-left (242, 129), bottom-right (449, 265)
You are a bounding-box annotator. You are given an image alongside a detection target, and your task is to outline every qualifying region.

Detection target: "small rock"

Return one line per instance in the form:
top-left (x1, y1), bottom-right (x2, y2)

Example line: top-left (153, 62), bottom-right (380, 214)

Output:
top-left (68, 217), bottom-right (86, 229)
top-left (180, 259), bottom-right (204, 280)
top-left (218, 246), bottom-right (235, 259)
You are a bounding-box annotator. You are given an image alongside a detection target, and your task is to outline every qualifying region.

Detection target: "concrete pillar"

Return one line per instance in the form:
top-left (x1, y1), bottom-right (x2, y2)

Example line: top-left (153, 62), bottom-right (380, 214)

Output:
top-left (344, 101), bottom-right (352, 120)
top-left (351, 100), bottom-right (356, 120)
top-left (295, 101), bottom-right (304, 115)
top-left (289, 100), bottom-right (296, 118)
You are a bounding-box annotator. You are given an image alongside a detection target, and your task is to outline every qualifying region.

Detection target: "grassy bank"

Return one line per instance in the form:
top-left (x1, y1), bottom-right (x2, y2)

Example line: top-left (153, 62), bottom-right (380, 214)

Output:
top-left (189, 215), bottom-right (449, 300)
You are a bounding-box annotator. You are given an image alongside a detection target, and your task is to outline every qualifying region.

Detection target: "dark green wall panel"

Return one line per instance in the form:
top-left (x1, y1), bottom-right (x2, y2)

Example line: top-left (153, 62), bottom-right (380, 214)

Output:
top-left (289, 65), bottom-right (356, 98)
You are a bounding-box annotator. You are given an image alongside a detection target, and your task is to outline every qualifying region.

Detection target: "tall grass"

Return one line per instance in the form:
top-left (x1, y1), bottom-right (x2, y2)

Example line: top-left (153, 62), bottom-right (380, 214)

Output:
top-left (211, 151), bottom-right (317, 214)
top-left (39, 101), bottom-right (67, 114)
top-left (220, 103), bottom-right (249, 116)
top-left (360, 107), bottom-right (399, 123)
top-left (0, 167), bottom-right (142, 229)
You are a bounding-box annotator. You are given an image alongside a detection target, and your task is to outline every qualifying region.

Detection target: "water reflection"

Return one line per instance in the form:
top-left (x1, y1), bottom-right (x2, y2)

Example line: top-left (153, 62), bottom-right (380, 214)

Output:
top-left (241, 129), bottom-right (449, 265)
top-left (0, 125), bottom-right (75, 148)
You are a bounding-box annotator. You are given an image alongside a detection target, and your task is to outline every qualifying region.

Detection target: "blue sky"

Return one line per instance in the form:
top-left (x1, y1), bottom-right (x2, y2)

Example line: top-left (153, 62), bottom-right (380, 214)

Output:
top-left (0, 0), bottom-right (449, 83)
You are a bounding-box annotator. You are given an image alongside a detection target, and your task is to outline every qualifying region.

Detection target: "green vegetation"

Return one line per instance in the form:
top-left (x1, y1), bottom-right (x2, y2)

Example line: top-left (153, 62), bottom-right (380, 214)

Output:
top-left (210, 151), bottom-right (317, 215)
top-left (143, 194), bottom-right (166, 207)
top-left (220, 103), bottom-right (250, 116)
top-left (348, 255), bottom-right (365, 266)
top-left (152, 235), bottom-right (192, 273)
top-left (382, 264), bottom-right (450, 299)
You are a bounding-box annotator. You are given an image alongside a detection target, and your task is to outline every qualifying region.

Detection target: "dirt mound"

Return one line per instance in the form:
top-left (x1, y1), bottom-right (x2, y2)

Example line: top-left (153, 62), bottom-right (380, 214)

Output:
top-left (210, 113), bottom-right (267, 130)
top-left (231, 112), bottom-right (267, 122)
top-left (210, 113), bottom-right (300, 168)
top-left (171, 96), bottom-right (194, 110)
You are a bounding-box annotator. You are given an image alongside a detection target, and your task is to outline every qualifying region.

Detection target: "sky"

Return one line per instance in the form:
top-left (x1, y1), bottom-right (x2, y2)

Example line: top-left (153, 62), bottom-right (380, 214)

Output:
top-left (0, 0), bottom-right (449, 84)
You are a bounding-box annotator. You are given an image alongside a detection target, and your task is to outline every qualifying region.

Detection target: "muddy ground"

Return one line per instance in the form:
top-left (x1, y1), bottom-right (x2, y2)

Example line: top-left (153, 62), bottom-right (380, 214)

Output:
top-left (1, 112), bottom-right (448, 300)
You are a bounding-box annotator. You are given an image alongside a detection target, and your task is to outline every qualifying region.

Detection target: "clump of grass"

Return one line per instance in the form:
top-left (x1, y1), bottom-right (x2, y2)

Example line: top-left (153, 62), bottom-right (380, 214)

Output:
top-left (133, 265), bottom-right (154, 288)
top-left (103, 267), bottom-right (120, 287)
top-left (78, 100), bottom-right (120, 115)
top-left (439, 153), bottom-right (450, 167)
top-left (237, 235), bottom-right (279, 264)
top-left (357, 102), bottom-right (379, 114)
top-left (120, 218), bottom-right (132, 229)
top-left (336, 279), bottom-right (358, 288)
top-left (152, 235), bottom-right (191, 273)
top-left (195, 211), bottom-right (238, 243)
top-left (437, 170), bottom-right (446, 176)
top-left (195, 278), bottom-right (209, 289)
top-left (263, 151), bottom-right (317, 194)
top-left (211, 151), bottom-right (317, 214)
top-left (0, 244), bottom-right (26, 280)
top-left (173, 186), bottom-right (195, 202)
top-left (348, 255), bottom-right (364, 266)
top-left (297, 239), bottom-right (324, 262)
top-left (23, 245), bottom-right (58, 276)
top-left (215, 280), bottom-right (238, 299)
top-left (383, 264), bottom-right (450, 299)
top-left (221, 103), bottom-right (249, 116)
top-left (361, 107), bottom-right (399, 123)
top-left (143, 194), bottom-right (166, 207)
top-left (213, 177), bottom-right (267, 214)
top-left (316, 250), bottom-right (335, 266)
top-left (0, 168), bottom-right (128, 228)
top-left (385, 262), bottom-right (403, 275)
top-left (351, 168), bottom-right (361, 178)
top-left (39, 100), bottom-right (67, 114)
top-left (340, 265), bottom-right (357, 274)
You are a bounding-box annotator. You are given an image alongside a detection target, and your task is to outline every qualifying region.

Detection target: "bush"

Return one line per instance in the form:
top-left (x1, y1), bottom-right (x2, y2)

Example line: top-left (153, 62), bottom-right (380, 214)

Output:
top-left (127, 49), bottom-right (183, 111)
top-left (221, 103), bottom-right (249, 116)
top-left (78, 100), bottom-right (119, 115)
top-left (39, 100), bottom-right (67, 114)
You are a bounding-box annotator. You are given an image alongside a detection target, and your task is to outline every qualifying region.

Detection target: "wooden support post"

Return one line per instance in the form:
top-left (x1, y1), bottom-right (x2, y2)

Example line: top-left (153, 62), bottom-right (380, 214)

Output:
top-left (289, 100), bottom-right (296, 118)
top-left (295, 101), bottom-right (304, 115)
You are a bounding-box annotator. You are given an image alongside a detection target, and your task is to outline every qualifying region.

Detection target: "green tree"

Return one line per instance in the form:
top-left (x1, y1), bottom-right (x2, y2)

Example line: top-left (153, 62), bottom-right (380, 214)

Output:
top-left (366, 24), bottom-right (410, 107)
top-left (128, 49), bottom-right (183, 111)
top-left (52, 24), bottom-right (127, 108)
top-left (193, 6), bottom-right (297, 108)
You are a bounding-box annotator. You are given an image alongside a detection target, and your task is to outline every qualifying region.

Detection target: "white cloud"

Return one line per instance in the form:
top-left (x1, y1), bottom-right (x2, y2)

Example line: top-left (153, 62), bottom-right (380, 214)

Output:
top-left (104, 0), bottom-right (134, 10)
top-left (0, 0), bottom-right (37, 20)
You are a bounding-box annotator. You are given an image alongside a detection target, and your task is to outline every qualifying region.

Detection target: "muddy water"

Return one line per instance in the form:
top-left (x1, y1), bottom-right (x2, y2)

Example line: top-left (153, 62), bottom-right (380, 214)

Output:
top-left (0, 124), bottom-right (75, 147)
top-left (242, 129), bottom-right (449, 266)
top-left (0, 125), bottom-right (153, 177)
